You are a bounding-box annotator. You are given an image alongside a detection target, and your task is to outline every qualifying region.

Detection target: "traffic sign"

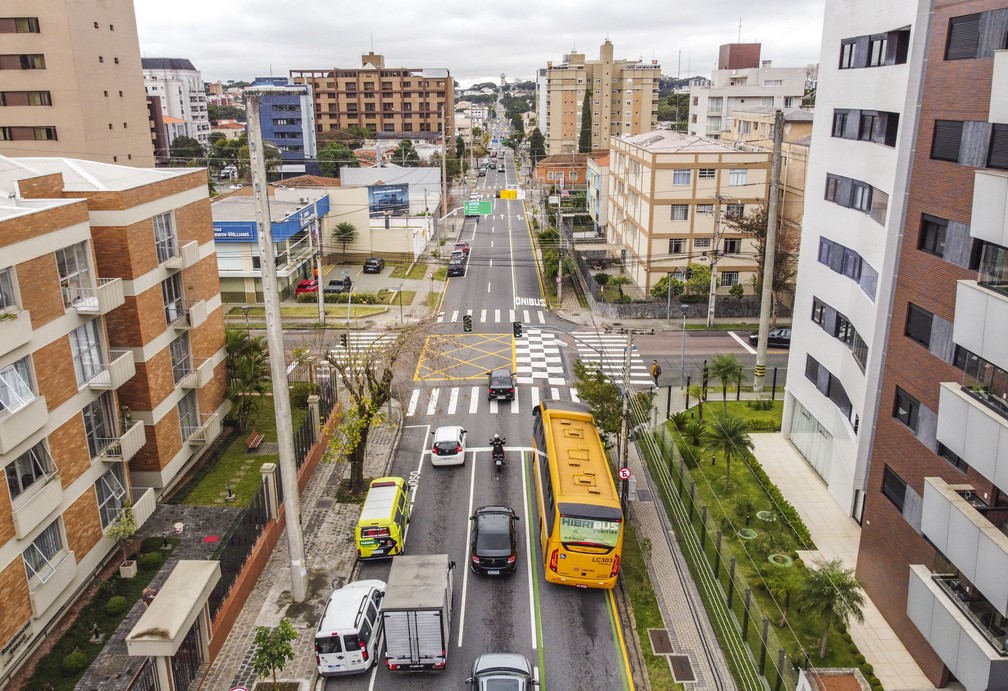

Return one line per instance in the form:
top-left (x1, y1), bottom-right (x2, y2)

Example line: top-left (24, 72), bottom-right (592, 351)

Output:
top-left (427, 272), bottom-right (433, 279)
top-left (618, 467), bottom-right (631, 481)
top-left (464, 200), bottom-right (493, 216)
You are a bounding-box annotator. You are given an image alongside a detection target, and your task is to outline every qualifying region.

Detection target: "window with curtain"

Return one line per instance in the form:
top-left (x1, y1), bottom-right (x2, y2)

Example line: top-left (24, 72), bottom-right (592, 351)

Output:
top-left (55, 242), bottom-right (92, 308)
top-left (69, 319), bottom-right (105, 385)
top-left (0, 266), bottom-right (16, 311)
top-left (23, 520), bottom-right (65, 587)
top-left (162, 273), bottom-right (184, 326)
top-left (95, 465), bottom-right (126, 529)
top-left (0, 357), bottom-right (34, 414)
top-left (729, 169), bottom-right (747, 186)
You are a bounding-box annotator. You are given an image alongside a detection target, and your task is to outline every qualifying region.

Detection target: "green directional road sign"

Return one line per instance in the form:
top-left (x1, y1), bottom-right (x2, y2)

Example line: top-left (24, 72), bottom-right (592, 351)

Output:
top-left (464, 200), bottom-right (493, 216)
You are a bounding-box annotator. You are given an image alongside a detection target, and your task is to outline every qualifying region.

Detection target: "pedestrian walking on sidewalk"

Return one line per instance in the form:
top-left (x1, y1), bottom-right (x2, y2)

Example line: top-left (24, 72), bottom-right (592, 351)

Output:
top-left (651, 360), bottom-right (662, 386)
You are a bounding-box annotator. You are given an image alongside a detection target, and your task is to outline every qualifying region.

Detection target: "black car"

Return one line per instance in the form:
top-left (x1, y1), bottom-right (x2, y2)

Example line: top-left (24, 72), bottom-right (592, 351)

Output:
top-left (469, 506), bottom-right (519, 576)
top-left (324, 275), bottom-right (353, 293)
top-left (447, 260), bottom-right (466, 277)
top-left (362, 257), bottom-right (385, 273)
top-left (487, 368), bottom-right (516, 401)
top-left (748, 327), bottom-right (791, 348)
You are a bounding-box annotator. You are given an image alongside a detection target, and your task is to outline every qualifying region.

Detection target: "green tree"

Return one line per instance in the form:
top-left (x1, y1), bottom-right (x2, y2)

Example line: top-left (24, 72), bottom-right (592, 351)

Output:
top-left (685, 262), bottom-right (712, 297)
top-left (702, 414), bottom-right (754, 491)
top-left (169, 136), bottom-right (204, 165)
top-left (391, 139), bottom-right (420, 166)
top-left (578, 88), bottom-right (593, 153)
top-left (252, 619), bottom-right (298, 691)
top-left (649, 274), bottom-right (685, 300)
top-left (708, 353), bottom-right (744, 414)
top-left (687, 383), bottom-right (707, 423)
top-left (571, 360), bottom-right (654, 446)
top-left (225, 329), bottom-right (269, 432)
top-left (529, 128), bottom-right (547, 166)
top-left (798, 558), bottom-right (866, 659)
top-left (207, 103), bottom-right (246, 125)
top-left (456, 135), bottom-right (466, 160)
top-left (724, 205), bottom-right (798, 324)
top-left (106, 504), bottom-right (137, 565)
top-left (317, 142), bottom-right (359, 177)
top-left (333, 221), bottom-right (358, 255)
top-left (609, 274), bottom-right (632, 300)
top-left (763, 563), bottom-right (805, 628)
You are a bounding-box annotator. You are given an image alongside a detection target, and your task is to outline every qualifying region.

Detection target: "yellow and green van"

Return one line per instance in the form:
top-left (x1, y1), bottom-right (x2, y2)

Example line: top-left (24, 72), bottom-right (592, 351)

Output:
top-left (355, 476), bottom-right (410, 559)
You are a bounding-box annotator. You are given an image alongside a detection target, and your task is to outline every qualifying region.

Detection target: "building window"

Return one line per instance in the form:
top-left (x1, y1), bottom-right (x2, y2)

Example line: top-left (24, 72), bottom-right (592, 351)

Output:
top-left (723, 238), bottom-right (741, 254)
top-left (835, 314), bottom-right (855, 346)
top-left (0, 17), bottom-right (41, 33)
top-left (812, 298), bottom-right (826, 327)
top-left (945, 13), bottom-right (982, 60)
top-left (0, 357), bottom-right (34, 414)
top-left (905, 303), bottom-right (933, 346)
top-left (729, 169), bottom-right (747, 186)
top-left (670, 204), bottom-right (689, 221)
top-left (881, 466), bottom-right (907, 512)
top-left (95, 465), bottom-right (126, 530)
top-left (56, 242), bottom-right (92, 308)
top-left (805, 355), bottom-right (821, 384)
top-left (720, 271), bottom-right (739, 286)
top-left (5, 441), bottom-right (55, 502)
top-left (893, 387), bottom-right (920, 431)
top-left (169, 333), bottom-right (192, 384)
top-left (672, 169), bottom-right (691, 185)
top-left (178, 390), bottom-right (199, 440)
top-left (694, 238), bottom-right (711, 249)
top-left (162, 273), bottom-right (184, 326)
top-left (698, 168), bottom-right (715, 179)
top-left (669, 238), bottom-right (686, 254)
top-left (22, 520), bottom-right (66, 587)
top-left (825, 175), bottom-right (840, 203)
top-left (842, 248), bottom-right (862, 281)
top-left (0, 54), bottom-right (46, 70)
top-left (937, 443), bottom-right (969, 473)
top-left (153, 211), bottom-right (178, 263)
top-left (852, 332), bottom-right (868, 371)
top-left (868, 35), bottom-right (888, 67)
top-left (696, 203), bottom-right (714, 215)
top-left (725, 203), bottom-right (744, 219)
top-left (931, 120), bottom-right (964, 162)
top-left (0, 266), bottom-right (16, 311)
top-left (69, 319), bottom-right (105, 385)
top-left (83, 393), bottom-right (116, 458)
top-left (839, 40), bottom-right (857, 69)
top-left (919, 215), bottom-right (948, 256)
top-left (859, 112), bottom-right (878, 141)
top-left (832, 110), bottom-right (848, 137)
top-left (989, 123), bottom-right (1008, 170)
top-left (851, 181), bottom-right (872, 212)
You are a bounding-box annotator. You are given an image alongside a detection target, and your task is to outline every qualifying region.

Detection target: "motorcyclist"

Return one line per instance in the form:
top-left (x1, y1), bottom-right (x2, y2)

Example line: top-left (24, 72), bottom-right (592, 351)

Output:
top-left (490, 434), bottom-right (506, 466)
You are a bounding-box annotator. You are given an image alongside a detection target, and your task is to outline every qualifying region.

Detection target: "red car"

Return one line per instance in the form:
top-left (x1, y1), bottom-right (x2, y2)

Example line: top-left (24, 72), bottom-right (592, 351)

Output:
top-left (294, 279), bottom-right (318, 297)
top-left (453, 241), bottom-right (471, 256)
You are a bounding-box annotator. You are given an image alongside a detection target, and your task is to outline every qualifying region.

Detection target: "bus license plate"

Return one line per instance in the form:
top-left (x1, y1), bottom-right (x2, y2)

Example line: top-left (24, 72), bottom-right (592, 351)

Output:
top-left (371, 548), bottom-right (384, 555)
top-left (487, 569), bottom-right (500, 575)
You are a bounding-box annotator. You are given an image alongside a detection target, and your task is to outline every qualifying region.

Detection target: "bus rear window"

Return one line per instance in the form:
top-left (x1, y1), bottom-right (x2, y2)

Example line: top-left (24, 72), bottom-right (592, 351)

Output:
top-left (559, 515), bottom-right (621, 548)
top-left (361, 526), bottom-right (390, 538)
top-left (316, 634), bottom-right (342, 654)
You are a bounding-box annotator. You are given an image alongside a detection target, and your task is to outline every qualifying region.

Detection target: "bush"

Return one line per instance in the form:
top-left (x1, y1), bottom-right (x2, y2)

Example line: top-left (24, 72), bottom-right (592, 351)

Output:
top-left (861, 663), bottom-right (874, 676)
top-left (855, 653), bottom-right (866, 665)
top-left (674, 438), bottom-right (702, 468)
top-left (139, 551), bottom-right (164, 571)
top-left (735, 497), bottom-right (755, 521)
top-left (742, 454), bottom-right (814, 548)
top-left (593, 272), bottom-right (610, 286)
top-left (669, 411), bottom-right (689, 431)
top-left (62, 648), bottom-right (89, 676)
top-left (729, 283), bottom-right (745, 298)
top-left (289, 381), bottom-right (320, 408)
top-left (105, 595), bottom-right (128, 616)
top-left (747, 397), bottom-right (774, 411)
top-left (295, 291), bottom-right (384, 305)
top-left (745, 419), bottom-right (781, 432)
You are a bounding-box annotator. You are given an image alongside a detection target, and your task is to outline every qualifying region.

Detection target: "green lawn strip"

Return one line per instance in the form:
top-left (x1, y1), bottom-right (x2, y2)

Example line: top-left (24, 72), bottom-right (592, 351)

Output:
top-left (424, 292), bottom-right (441, 309)
top-left (620, 522), bottom-right (681, 690)
top-left (382, 290), bottom-right (417, 306)
top-left (432, 267), bottom-right (448, 281)
top-left (697, 400), bottom-right (784, 432)
top-left (390, 263), bottom-right (429, 280)
top-left (24, 538), bottom-right (177, 691)
top-left (228, 305), bottom-right (386, 319)
top-left (685, 322), bottom-right (761, 331)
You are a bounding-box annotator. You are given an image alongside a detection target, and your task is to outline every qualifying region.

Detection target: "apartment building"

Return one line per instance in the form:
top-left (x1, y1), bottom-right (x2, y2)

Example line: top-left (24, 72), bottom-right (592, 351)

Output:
top-left (290, 52), bottom-right (454, 140)
top-left (250, 78), bottom-right (318, 176)
top-left (586, 153), bottom-right (610, 236)
top-left (688, 43), bottom-right (812, 141)
top-left (848, 2), bottom-right (1008, 688)
top-left (782, 0), bottom-right (927, 524)
top-left (538, 40), bottom-right (660, 155)
top-left (142, 58), bottom-right (212, 150)
top-left (607, 131), bottom-right (769, 294)
top-left (0, 1), bottom-right (154, 166)
top-left (0, 156), bottom-right (226, 684)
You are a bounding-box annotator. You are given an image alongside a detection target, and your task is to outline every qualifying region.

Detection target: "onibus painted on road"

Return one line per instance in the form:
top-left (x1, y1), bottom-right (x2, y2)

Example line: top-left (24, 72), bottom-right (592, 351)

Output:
top-left (530, 400), bottom-right (624, 589)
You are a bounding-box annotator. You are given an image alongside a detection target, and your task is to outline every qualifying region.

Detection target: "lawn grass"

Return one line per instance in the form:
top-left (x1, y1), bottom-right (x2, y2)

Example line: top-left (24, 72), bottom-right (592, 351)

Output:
top-left (171, 401), bottom-right (308, 506)
top-left (694, 399), bottom-right (784, 432)
top-left (377, 289), bottom-right (416, 306)
top-left (228, 304), bottom-right (386, 320)
top-left (424, 292), bottom-right (441, 309)
top-left (432, 266), bottom-right (448, 281)
top-left (390, 263), bottom-right (429, 280)
top-left (621, 522), bottom-right (682, 690)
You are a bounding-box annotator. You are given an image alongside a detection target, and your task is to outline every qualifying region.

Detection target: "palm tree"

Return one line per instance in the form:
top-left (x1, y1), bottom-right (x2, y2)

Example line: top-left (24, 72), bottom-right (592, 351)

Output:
top-left (333, 221), bottom-right (358, 256)
top-left (709, 353), bottom-right (744, 414)
top-left (797, 558), bottom-right (866, 659)
top-left (225, 329), bottom-right (269, 432)
top-left (609, 274), bottom-right (632, 300)
top-left (687, 383), bottom-right (707, 423)
top-left (702, 414), bottom-right (754, 491)
top-left (762, 563), bottom-right (805, 628)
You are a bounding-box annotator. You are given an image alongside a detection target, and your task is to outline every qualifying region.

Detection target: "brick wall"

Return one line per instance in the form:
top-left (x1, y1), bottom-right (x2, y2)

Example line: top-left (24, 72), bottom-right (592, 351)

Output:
top-left (63, 486), bottom-right (104, 560)
top-left (0, 474), bottom-right (14, 545)
top-left (185, 254), bottom-right (223, 305)
top-left (176, 198), bottom-right (214, 246)
top-left (50, 415), bottom-right (92, 489)
top-left (17, 255), bottom-right (66, 331)
top-left (32, 336), bottom-right (78, 412)
top-left (0, 559), bottom-right (31, 646)
top-left (105, 284), bottom-right (168, 349)
top-left (190, 308), bottom-right (226, 361)
top-left (91, 219), bottom-right (158, 281)
top-left (129, 408), bottom-right (182, 474)
top-left (12, 173), bottom-right (65, 201)
top-left (0, 202), bottom-right (89, 250)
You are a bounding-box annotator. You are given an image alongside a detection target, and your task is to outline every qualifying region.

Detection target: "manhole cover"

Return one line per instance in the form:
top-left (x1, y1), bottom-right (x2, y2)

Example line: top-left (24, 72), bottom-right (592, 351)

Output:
top-left (738, 528), bottom-right (758, 540)
top-left (648, 628), bottom-right (674, 655)
top-left (669, 655), bottom-right (695, 682)
top-left (637, 489), bottom-right (653, 502)
top-left (316, 498), bottom-right (333, 509)
top-left (769, 553), bottom-right (794, 567)
top-left (756, 510), bottom-right (776, 522)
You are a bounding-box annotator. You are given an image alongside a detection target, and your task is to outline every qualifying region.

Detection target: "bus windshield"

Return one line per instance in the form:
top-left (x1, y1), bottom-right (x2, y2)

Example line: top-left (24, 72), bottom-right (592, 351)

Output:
top-left (559, 515), bottom-right (622, 549)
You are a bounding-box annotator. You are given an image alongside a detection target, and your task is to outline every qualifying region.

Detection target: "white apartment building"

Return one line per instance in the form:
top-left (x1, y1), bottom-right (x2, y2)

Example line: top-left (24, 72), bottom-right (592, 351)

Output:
top-left (586, 153), bottom-right (609, 236)
top-left (689, 62), bottom-right (811, 141)
top-left (142, 58), bottom-right (211, 148)
top-left (782, 0), bottom-right (929, 519)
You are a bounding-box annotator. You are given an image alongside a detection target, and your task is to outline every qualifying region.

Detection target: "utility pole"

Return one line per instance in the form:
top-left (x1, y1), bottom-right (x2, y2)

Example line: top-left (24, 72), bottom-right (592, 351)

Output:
top-left (312, 216), bottom-right (324, 325)
top-left (556, 233), bottom-right (564, 305)
top-left (707, 195), bottom-right (724, 328)
top-left (440, 105), bottom-right (447, 245)
top-left (246, 90), bottom-right (308, 602)
top-left (754, 110), bottom-right (784, 393)
top-left (619, 330), bottom-right (633, 512)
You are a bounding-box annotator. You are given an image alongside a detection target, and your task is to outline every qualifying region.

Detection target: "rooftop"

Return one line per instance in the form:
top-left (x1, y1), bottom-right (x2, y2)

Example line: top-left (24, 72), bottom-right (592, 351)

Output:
top-left (142, 57), bottom-right (199, 72)
top-left (0, 156), bottom-right (203, 194)
top-left (210, 193), bottom-right (323, 222)
top-left (732, 107), bottom-right (815, 122)
top-left (620, 130), bottom-right (740, 153)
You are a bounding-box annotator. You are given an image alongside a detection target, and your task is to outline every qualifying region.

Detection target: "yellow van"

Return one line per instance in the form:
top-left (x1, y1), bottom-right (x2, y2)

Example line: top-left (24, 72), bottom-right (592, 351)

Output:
top-left (355, 477), bottom-right (410, 559)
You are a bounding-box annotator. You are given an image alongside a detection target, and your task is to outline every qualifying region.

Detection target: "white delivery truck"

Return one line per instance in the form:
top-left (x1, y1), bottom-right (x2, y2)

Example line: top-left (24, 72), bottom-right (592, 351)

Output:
top-left (382, 554), bottom-right (455, 671)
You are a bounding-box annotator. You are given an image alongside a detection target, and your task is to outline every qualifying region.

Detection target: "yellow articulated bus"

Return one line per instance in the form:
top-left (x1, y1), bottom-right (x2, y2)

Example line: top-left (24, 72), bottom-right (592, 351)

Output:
top-left (530, 400), bottom-right (624, 589)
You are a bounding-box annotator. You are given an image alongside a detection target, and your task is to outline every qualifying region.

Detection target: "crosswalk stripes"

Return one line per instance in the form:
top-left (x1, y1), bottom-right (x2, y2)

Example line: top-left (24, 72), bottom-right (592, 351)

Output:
top-left (437, 310), bottom-right (547, 325)
top-left (514, 328), bottom-right (565, 386)
top-left (404, 383), bottom-right (580, 417)
top-left (571, 331), bottom-right (654, 388)
top-left (328, 333), bottom-right (395, 365)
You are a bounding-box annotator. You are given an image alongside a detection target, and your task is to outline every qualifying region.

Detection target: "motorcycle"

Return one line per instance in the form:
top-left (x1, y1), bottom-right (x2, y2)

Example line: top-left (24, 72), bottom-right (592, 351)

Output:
top-left (490, 436), bottom-right (507, 472)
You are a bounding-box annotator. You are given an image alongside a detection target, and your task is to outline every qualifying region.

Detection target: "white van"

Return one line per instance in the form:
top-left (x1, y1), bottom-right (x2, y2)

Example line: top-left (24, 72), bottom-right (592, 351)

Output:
top-left (314, 579), bottom-right (386, 676)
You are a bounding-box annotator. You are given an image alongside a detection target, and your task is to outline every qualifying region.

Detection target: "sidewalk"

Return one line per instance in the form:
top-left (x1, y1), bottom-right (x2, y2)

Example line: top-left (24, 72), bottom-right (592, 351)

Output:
top-left (196, 399), bottom-right (402, 690)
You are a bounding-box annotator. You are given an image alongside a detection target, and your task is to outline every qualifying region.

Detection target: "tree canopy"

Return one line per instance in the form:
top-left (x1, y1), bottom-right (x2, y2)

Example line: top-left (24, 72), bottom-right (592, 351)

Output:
top-left (391, 139), bottom-right (421, 167)
top-left (578, 88), bottom-right (593, 153)
top-left (318, 141), bottom-right (360, 177)
top-left (169, 136), bottom-right (205, 165)
top-left (529, 128), bottom-right (546, 167)
top-left (724, 204), bottom-right (798, 323)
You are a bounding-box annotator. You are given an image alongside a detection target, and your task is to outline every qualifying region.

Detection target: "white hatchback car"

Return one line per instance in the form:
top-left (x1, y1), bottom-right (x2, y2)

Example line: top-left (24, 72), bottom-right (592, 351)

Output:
top-left (431, 425), bottom-right (467, 466)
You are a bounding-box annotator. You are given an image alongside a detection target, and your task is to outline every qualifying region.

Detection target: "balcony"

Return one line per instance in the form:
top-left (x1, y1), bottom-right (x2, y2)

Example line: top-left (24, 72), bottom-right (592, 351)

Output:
top-left (921, 477), bottom-right (1008, 616)
top-left (0, 395), bottom-right (48, 455)
top-left (70, 278), bottom-right (125, 316)
top-left (95, 420), bottom-right (147, 463)
top-left (0, 309), bottom-right (32, 355)
top-left (178, 358), bottom-right (213, 390)
top-left (990, 50), bottom-right (1008, 123)
top-left (170, 299), bottom-right (207, 331)
top-left (970, 170), bottom-right (1008, 248)
top-left (130, 486), bottom-right (156, 529)
top-left (11, 475), bottom-right (62, 540)
top-left (163, 240), bottom-right (199, 271)
top-left (908, 565), bottom-right (1008, 691)
top-left (87, 350), bottom-right (136, 391)
top-left (186, 412), bottom-right (221, 447)
top-left (937, 383), bottom-right (1008, 486)
top-left (953, 281), bottom-right (1008, 373)
top-left (28, 550), bottom-right (77, 619)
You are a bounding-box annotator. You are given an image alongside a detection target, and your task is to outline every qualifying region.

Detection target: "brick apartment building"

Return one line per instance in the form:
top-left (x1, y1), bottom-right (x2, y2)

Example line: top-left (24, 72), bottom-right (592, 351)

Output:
top-left (290, 52), bottom-right (454, 140)
top-left (0, 156), bottom-right (226, 684)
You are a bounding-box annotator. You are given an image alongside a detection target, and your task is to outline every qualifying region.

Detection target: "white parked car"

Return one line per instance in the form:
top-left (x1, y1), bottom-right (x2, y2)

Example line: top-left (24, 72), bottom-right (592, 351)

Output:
top-left (431, 425), bottom-right (467, 466)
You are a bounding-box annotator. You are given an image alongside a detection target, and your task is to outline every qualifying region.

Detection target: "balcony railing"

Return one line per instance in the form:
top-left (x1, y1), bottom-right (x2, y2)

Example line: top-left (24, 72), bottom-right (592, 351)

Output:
top-left (11, 475), bottom-right (62, 540)
top-left (170, 299), bottom-right (208, 331)
top-left (87, 350), bottom-right (136, 391)
top-left (95, 420), bottom-right (147, 463)
top-left (178, 358), bottom-right (213, 390)
top-left (0, 395), bottom-right (47, 455)
top-left (186, 412), bottom-right (221, 447)
top-left (70, 278), bottom-right (125, 316)
top-left (28, 550), bottom-right (76, 619)
top-left (933, 574), bottom-right (1008, 655)
top-left (130, 486), bottom-right (156, 529)
top-left (0, 309), bottom-right (32, 356)
top-left (991, 50), bottom-right (1008, 123)
top-left (163, 240), bottom-right (199, 270)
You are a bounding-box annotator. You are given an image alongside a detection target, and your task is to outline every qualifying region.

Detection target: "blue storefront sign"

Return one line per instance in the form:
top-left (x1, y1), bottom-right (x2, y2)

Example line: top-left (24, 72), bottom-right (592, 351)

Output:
top-left (213, 221), bottom-right (257, 242)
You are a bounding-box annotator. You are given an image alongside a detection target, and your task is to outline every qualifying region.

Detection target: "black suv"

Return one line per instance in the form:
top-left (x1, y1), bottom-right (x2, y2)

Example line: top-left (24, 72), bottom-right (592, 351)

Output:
top-left (324, 275), bottom-right (353, 293)
top-left (447, 259), bottom-right (466, 277)
top-left (487, 368), bottom-right (516, 401)
top-left (362, 257), bottom-right (385, 273)
top-left (469, 506), bottom-right (519, 576)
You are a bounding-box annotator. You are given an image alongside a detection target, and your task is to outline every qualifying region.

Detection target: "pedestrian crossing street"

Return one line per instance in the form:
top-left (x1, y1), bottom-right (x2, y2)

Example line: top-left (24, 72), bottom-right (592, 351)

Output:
top-left (437, 309), bottom-right (547, 326)
top-left (405, 383), bottom-right (582, 417)
top-left (327, 333), bottom-right (395, 365)
top-left (570, 331), bottom-right (654, 388)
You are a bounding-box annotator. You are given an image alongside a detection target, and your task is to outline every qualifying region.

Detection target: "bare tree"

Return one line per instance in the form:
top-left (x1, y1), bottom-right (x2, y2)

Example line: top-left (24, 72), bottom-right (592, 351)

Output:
top-left (724, 204), bottom-right (798, 323)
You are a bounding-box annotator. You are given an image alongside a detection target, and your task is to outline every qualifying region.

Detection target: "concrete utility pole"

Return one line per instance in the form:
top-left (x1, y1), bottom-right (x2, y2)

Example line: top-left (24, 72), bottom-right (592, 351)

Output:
top-left (312, 218), bottom-right (324, 325)
top-left (619, 330), bottom-right (633, 512)
top-left (707, 195), bottom-right (724, 328)
top-left (754, 110), bottom-right (784, 394)
top-left (440, 105), bottom-right (447, 244)
top-left (246, 90), bottom-right (308, 602)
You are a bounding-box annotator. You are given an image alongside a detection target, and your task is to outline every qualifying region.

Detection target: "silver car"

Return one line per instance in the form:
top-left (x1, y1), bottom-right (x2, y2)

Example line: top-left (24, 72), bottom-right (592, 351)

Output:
top-left (466, 653), bottom-right (538, 689)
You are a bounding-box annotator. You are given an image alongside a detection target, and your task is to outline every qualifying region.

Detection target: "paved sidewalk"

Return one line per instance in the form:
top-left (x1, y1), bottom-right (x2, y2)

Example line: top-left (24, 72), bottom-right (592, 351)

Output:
top-left (197, 399), bottom-right (402, 690)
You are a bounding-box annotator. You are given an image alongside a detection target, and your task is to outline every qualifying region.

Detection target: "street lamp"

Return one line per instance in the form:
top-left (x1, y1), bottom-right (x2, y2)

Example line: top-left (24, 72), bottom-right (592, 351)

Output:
top-left (240, 304), bottom-right (251, 333)
top-left (680, 304), bottom-right (689, 389)
top-left (397, 284), bottom-right (404, 322)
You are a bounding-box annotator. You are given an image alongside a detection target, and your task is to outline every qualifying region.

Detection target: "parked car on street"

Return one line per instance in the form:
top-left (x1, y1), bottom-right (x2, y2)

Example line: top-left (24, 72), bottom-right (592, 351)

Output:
top-left (363, 257), bottom-right (385, 273)
top-left (453, 242), bottom-right (471, 256)
top-left (468, 506), bottom-right (519, 576)
top-left (294, 279), bottom-right (318, 297)
top-left (748, 327), bottom-right (791, 348)
top-left (447, 259), bottom-right (466, 277)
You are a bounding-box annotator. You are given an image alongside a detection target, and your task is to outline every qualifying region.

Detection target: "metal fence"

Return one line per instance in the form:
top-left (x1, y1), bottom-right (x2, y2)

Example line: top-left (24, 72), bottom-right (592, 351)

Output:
top-left (319, 376), bottom-right (337, 420)
top-left (293, 412), bottom-right (315, 471)
top-left (207, 477), bottom-right (272, 619)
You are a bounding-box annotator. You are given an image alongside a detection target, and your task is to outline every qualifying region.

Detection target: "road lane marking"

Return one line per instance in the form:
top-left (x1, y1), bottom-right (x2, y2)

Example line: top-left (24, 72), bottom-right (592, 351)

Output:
top-left (490, 398), bottom-right (499, 414)
top-left (480, 309), bottom-right (487, 322)
top-left (729, 330), bottom-right (757, 354)
top-left (495, 309), bottom-right (501, 322)
top-left (509, 309), bottom-right (515, 322)
top-left (570, 388), bottom-right (580, 403)
top-left (523, 309), bottom-right (531, 324)
top-left (530, 386), bottom-right (540, 409)
top-left (521, 451), bottom-right (538, 650)
top-left (407, 389), bottom-right (420, 417)
top-left (451, 309), bottom-right (459, 323)
top-left (538, 311), bottom-right (545, 324)
top-left (551, 387), bottom-right (560, 400)
top-left (457, 447), bottom-right (478, 648)
top-left (447, 387), bottom-right (459, 415)
top-left (607, 588), bottom-right (636, 691)
top-left (487, 282), bottom-right (491, 293)
top-left (402, 424), bottom-right (429, 548)
top-left (511, 394), bottom-right (520, 415)
top-left (426, 388), bottom-right (439, 416)
top-left (469, 386), bottom-right (479, 414)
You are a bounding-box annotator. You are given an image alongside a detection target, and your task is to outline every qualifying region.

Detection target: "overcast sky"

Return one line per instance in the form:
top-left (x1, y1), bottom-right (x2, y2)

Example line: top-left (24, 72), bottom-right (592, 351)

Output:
top-left (134, 0), bottom-right (825, 87)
